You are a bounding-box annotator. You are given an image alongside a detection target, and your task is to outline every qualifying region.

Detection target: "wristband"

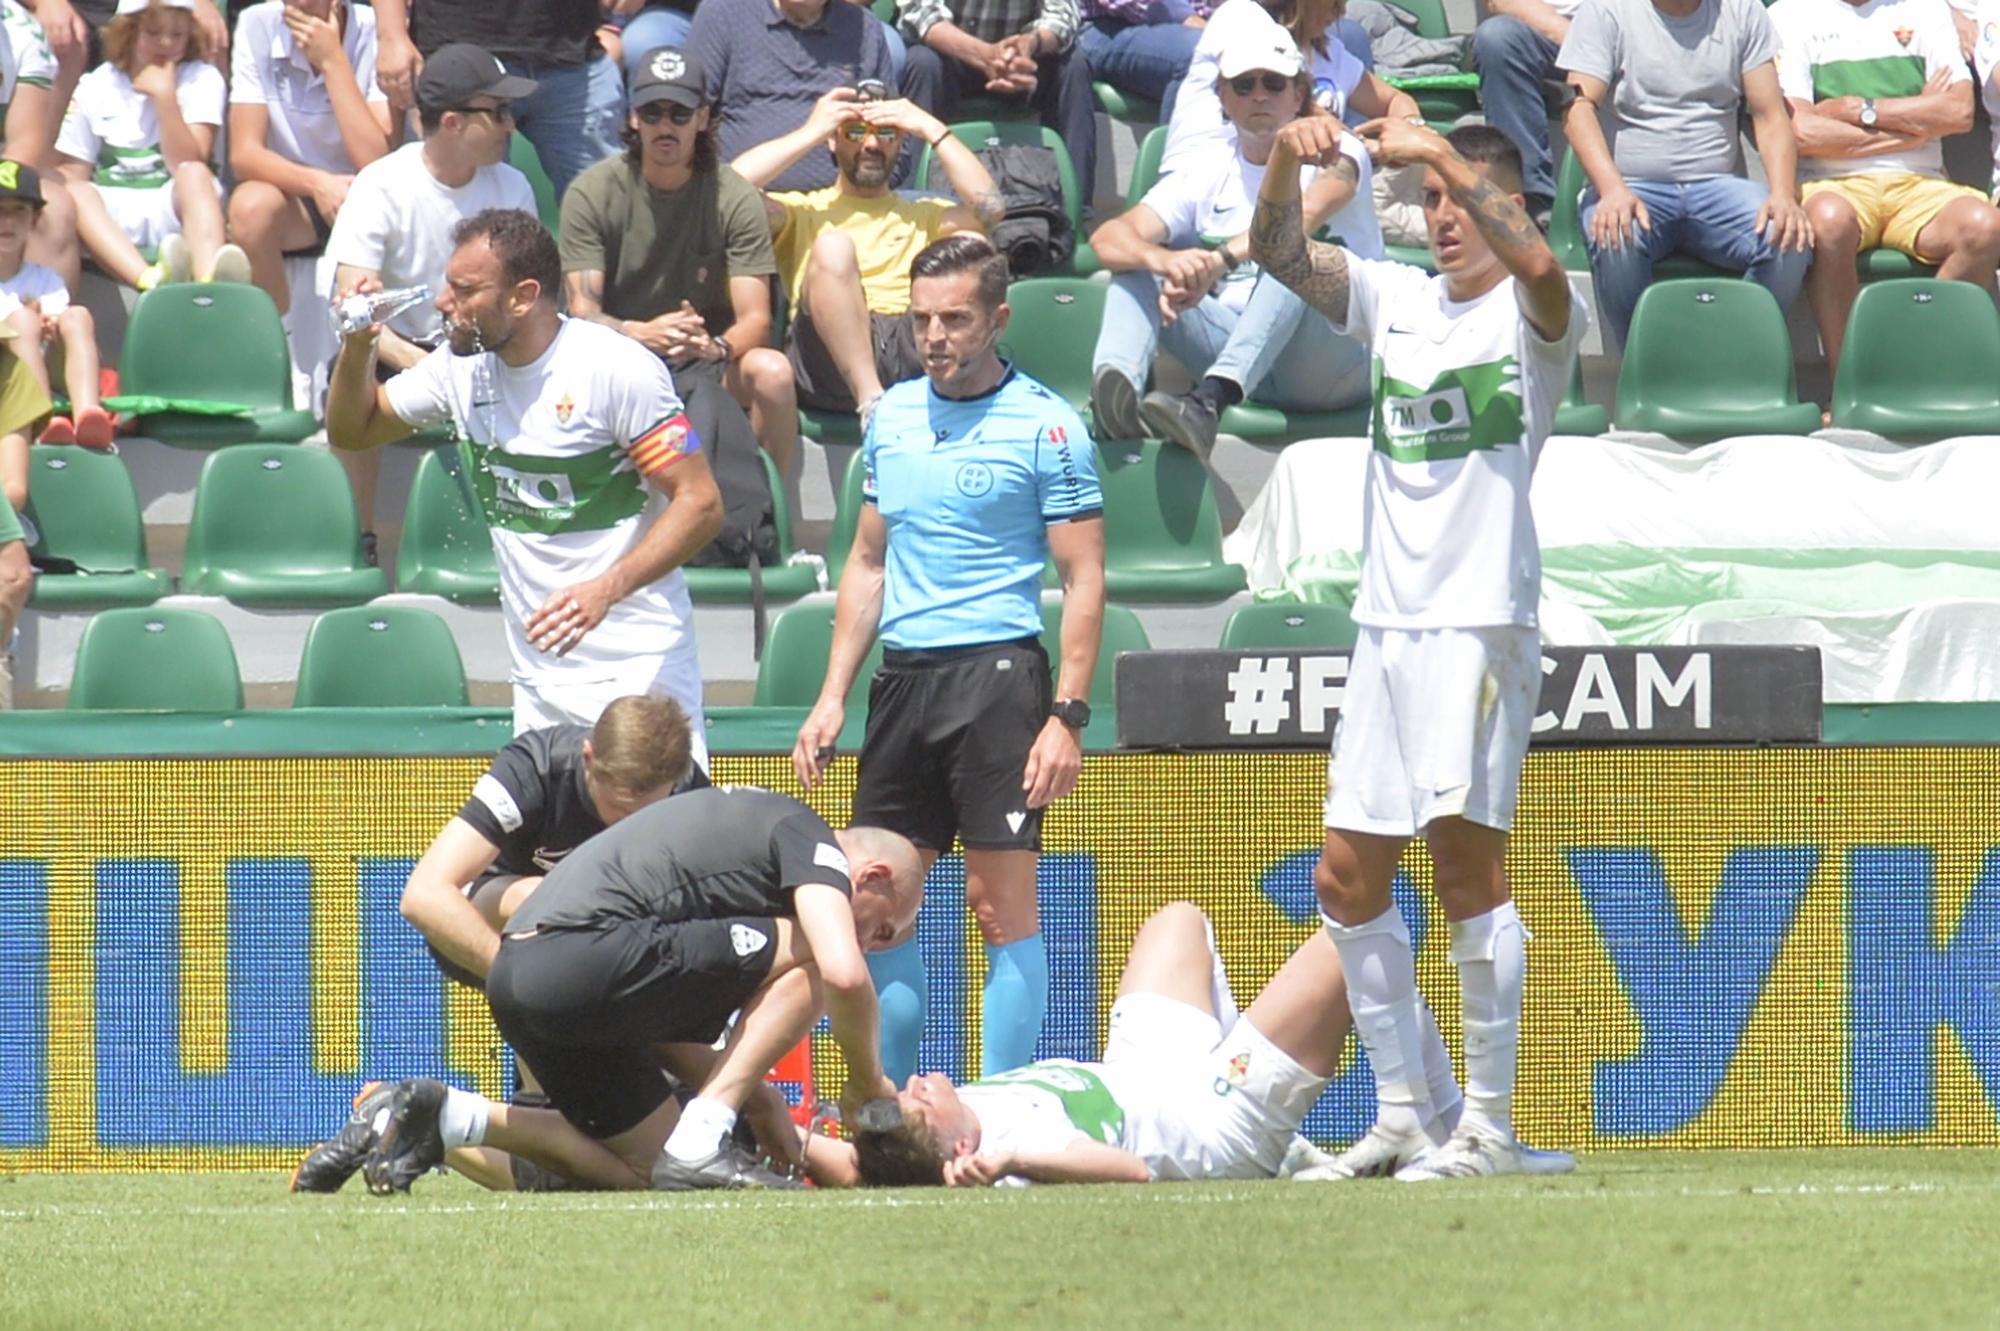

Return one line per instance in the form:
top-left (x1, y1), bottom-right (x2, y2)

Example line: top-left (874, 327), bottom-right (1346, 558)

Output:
top-left (928, 129), bottom-right (949, 148)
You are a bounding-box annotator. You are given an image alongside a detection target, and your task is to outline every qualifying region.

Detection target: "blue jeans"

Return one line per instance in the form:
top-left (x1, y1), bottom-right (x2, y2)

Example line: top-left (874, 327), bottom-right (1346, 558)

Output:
top-left (1078, 18), bottom-right (1201, 121)
top-left (1581, 175), bottom-right (1812, 349)
top-left (617, 7), bottom-right (694, 82)
top-left (1092, 269), bottom-right (1370, 410)
top-left (1470, 17), bottom-right (1558, 204)
top-left (503, 55), bottom-right (625, 197)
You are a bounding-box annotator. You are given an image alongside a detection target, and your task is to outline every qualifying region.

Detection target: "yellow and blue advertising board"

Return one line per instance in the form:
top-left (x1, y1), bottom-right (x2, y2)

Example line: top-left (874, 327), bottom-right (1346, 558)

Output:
top-left (1, 748), bottom-right (1995, 1170)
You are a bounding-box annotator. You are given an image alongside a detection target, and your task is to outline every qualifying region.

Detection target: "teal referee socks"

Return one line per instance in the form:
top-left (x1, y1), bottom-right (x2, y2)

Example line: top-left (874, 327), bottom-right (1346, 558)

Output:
top-left (981, 934), bottom-right (1048, 1076)
top-left (867, 935), bottom-right (929, 1086)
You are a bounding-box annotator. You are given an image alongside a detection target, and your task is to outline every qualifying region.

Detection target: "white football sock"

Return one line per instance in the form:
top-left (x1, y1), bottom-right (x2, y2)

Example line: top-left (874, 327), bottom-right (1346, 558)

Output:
top-left (1451, 902), bottom-right (1527, 1139)
top-left (663, 1096), bottom-right (739, 1163)
top-left (1323, 906), bottom-right (1432, 1139)
top-left (1415, 999), bottom-right (1464, 1144)
top-left (438, 1088), bottom-right (491, 1150)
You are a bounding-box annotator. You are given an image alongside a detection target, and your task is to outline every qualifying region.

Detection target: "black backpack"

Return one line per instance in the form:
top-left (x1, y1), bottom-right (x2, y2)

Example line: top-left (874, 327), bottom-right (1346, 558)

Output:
top-left (976, 144), bottom-right (1075, 278)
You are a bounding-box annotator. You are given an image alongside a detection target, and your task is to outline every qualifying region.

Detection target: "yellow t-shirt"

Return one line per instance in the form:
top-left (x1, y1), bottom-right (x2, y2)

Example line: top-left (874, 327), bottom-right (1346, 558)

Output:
top-left (771, 187), bottom-right (957, 317)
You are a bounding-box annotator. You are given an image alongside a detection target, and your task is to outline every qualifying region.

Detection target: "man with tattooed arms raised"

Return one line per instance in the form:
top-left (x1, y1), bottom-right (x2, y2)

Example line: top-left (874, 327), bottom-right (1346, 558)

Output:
top-left (1248, 114), bottom-right (1583, 1180)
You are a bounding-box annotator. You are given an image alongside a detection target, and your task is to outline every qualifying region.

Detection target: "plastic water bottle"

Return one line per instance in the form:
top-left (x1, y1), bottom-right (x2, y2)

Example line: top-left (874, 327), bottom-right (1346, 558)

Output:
top-left (333, 285), bottom-right (429, 336)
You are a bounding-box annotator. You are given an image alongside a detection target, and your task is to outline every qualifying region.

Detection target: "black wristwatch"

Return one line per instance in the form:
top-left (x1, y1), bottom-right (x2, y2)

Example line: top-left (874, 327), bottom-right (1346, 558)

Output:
top-left (1052, 698), bottom-right (1091, 730)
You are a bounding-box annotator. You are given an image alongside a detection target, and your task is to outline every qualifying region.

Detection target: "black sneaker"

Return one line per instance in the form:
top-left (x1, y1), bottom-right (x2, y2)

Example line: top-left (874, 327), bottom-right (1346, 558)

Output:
top-left (1091, 365), bottom-right (1144, 440)
top-left (1139, 389), bottom-right (1219, 459)
top-left (651, 1140), bottom-right (806, 1192)
top-left (290, 1080), bottom-right (394, 1193)
top-left (362, 1079), bottom-right (448, 1196)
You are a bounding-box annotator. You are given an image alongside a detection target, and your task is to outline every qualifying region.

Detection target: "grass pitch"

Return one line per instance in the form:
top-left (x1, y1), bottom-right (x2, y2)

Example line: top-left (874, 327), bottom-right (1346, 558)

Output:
top-left (1, 1151), bottom-right (1993, 1330)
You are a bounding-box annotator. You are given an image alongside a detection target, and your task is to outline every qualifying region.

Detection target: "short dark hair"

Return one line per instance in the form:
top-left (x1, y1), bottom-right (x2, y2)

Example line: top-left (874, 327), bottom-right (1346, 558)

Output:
top-left (852, 1119), bottom-right (947, 1187)
top-left (909, 232), bottom-right (1010, 312)
top-left (451, 208), bottom-right (560, 303)
top-left (1446, 124), bottom-right (1525, 194)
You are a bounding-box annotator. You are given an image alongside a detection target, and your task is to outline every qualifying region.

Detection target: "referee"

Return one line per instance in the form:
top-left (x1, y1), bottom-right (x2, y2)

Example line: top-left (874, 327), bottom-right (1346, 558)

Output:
top-left (793, 232), bottom-right (1107, 1083)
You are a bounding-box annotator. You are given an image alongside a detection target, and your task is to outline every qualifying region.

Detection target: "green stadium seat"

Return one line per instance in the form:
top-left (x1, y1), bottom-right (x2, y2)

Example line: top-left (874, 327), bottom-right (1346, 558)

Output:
top-left (1218, 599), bottom-right (1359, 649)
top-left (68, 606), bottom-right (243, 711)
top-left (1096, 441), bottom-right (1245, 600)
top-left (997, 276), bottom-right (1104, 415)
top-left (115, 284), bottom-right (318, 447)
top-left (1220, 399), bottom-right (1371, 442)
top-left (395, 447), bottom-right (499, 603)
top-left (826, 447), bottom-right (868, 585)
top-left (1830, 279), bottom-right (2000, 441)
top-left (1040, 598), bottom-right (1149, 707)
top-left (916, 121), bottom-right (1096, 275)
top-left (681, 452), bottom-right (822, 602)
top-left (798, 407), bottom-right (862, 447)
top-left (1126, 124), bottom-right (1169, 210)
top-left (293, 605), bottom-right (470, 707)
top-left (1614, 280), bottom-right (1817, 441)
top-left (21, 444), bottom-right (170, 608)
top-left (1858, 248), bottom-right (1937, 281)
top-left (1554, 359), bottom-right (1609, 436)
top-left (508, 133), bottom-right (562, 237)
top-left (752, 599), bottom-right (888, 707)
top-left (1376, 0), bottom-right (1478, 121)
top-left (180, 445), bottom-right (390, 607)
top-left (1092, 81), bottom-right (1159, 123)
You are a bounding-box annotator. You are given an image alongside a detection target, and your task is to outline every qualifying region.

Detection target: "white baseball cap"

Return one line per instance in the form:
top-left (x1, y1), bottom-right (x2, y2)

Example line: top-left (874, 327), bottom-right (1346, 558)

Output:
top-left (1217, 35), bottom-right (1304, 81)
top-left (116, 0), bottom-right (196, 14)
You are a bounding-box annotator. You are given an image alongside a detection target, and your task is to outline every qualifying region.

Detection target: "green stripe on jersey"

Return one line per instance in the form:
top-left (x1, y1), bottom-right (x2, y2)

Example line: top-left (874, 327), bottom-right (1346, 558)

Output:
top-left (1371, 354), bottom-right (1524, 463)
top-left (459, 436), bottom-right (648, 536)
top-left (975, 1062), bottom-right (1126, 1144)
top-left (95, 143), bottom-right (170, 189)
top-left (1811, 55), bottom-right (1926, 101)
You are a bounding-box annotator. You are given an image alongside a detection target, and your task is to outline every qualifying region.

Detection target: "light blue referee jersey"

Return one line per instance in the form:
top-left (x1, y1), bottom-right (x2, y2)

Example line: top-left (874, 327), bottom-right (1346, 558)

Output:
top-left (863, 366), bottom-right (1103, 650)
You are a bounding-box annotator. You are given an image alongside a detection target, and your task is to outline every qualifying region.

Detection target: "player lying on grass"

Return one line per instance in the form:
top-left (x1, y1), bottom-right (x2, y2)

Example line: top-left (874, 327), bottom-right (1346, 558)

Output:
top-left (357, 787), bottom-right (927, 1194)
top-left (292, 693), bottom-right (708, 1193)
top-left (831, 902), bottom-right (1573, 1187)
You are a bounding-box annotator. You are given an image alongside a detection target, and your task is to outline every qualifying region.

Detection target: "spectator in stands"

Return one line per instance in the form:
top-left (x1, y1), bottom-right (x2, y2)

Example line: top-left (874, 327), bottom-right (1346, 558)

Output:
top-left (0, 332), bottom-right (51, 705)
top-left (1558, 0), bottom-right (1812, 349)
top-left (24, 0), bottom-right (228, 145)
top-left (0, 162), bottom-right (104, 445)
top-left (369, 0), bottom-right (621, 196)
top-left (1772, 0), bottom-right (2000, 375)
top-left (735, 84), bottom-right (1000, 421)
top-left (689, 0), bottom-right (930, 194)
top-left (325, 41), bottom-right (536, 561)
top-left (1469, 0), bottom-right (1579, 226)
top-left (561, 48), bottom-right (800, 477)
top-left (54, 0), bottom-right (246, 289)
top-left (895, 0), bottom-right (1097, 207)
top-left (6, 1), bottom-right (83, 291)
top-left (1078, 0), bottom-right (1204, 121)
top-left (227, 0), bottom-right (392, 316)
top-left (1164, 0), bottom-right (1417, 174)
top-left (1092, 30), bottom-right (1374, 452)
top-left (616, 3), bottom-right (698, 80)
top-left (1977, 3), bottom-right (2000, 198)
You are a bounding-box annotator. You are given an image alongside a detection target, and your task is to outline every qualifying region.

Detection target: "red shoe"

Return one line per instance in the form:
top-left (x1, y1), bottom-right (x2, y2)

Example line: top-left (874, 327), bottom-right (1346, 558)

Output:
top-left (74, 405), bottom-right (115, 450)
top-left (38, 414), bottom-right (75, 445)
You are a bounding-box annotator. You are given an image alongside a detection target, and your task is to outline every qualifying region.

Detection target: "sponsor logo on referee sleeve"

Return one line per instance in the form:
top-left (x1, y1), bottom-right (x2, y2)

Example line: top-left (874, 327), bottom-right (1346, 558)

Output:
top-left (471, 774), bottom-right (523, 832)
top-left (814, 842), bottom-right (851, 878)
top-left (730, 923), bottom-right (769, 957)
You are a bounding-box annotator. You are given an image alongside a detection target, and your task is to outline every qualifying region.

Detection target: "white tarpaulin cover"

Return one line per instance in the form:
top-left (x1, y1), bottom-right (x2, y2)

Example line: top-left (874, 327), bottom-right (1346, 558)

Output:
top-left (1222, 435), bottom-right (2000, 703)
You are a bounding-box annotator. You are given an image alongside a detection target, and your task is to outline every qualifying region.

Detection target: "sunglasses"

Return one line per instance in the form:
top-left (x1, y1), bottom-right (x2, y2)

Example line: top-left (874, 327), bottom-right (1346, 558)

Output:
top-left (1228, 73), bottom-right (1294, 95)
top-left (452, 103), bottom-right (515, 122)
top-left (637, 102), bottom-right (699, 126)
top-left (841, 122), bottom-right (903, 142)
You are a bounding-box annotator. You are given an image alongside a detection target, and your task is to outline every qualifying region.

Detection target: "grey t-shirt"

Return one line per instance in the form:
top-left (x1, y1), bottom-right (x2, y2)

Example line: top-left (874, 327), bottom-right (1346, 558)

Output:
top-left (1557, 0), bottom-right (1779, 182)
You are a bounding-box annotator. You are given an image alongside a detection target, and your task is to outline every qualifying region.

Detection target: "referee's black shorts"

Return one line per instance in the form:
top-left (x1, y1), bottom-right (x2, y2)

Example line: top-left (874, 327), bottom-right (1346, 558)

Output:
top-left (851, 636), bottom-right (1052, 854)
top-left (485, 915), bottom-right (779, 1139)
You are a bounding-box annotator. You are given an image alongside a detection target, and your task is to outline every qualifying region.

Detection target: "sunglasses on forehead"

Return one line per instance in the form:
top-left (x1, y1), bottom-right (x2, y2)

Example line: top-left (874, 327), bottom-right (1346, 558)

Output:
top-left (841, 122), bottom-right (902, 142)
top-left (1228, 72), bottom-right (1294, 95)
top-left (637, 102), bottom-right (699, 125)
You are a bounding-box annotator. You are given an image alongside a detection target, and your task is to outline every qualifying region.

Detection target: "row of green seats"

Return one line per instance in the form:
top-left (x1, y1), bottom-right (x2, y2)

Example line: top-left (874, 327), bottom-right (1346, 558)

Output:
top-left (66, 604), bottom-right (470, 710)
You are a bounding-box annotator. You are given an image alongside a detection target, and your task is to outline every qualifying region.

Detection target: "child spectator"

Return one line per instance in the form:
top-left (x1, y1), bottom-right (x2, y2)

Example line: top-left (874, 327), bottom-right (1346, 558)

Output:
top-left (228, 0), bottom-right (391, 314)
top-left (4, 0), bottom-right (83, 290)
top-left (0, 160), bottom-right (105, 445)
top-left (53, 0), bottom-right (247, 288)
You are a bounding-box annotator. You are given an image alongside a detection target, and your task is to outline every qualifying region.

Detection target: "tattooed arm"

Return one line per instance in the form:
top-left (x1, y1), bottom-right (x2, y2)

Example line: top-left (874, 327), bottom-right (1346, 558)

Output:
top-left (563, 270), bottom-right (627, 333)
top-left (1248, 116), bottom-right (1356, 326)
top-left (1355, 117), bottom-right (1571, 341)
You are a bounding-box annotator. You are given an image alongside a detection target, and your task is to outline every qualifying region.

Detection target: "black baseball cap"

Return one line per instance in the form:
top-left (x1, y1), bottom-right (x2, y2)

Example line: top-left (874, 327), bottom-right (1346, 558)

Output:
top-left (417, 43), bottom-right (538, 113)
top-left (0, 159), bottom-right (43, 208)
top-left (629, 46), bottom-right (706, 110)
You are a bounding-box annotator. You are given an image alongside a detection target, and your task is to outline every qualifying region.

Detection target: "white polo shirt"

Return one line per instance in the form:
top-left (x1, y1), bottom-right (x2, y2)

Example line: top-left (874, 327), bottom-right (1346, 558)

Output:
top-left (56, 60), bottom-right (226, 189)
top-left (229, 0), bottom-right (385, 176)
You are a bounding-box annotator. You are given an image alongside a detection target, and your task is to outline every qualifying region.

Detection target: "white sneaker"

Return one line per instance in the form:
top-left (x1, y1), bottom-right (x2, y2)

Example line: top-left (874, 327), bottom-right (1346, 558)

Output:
top-left (156, 233), bottom-right (192, 285)
top-left (1277, 1134), bottom-right (1339, 1178)
top-left (1396, 1125), bottom-right (1530, 1181)
top-left (1519, 1143), bottom-right (1578, 1175)
top-left (0, 652), bottom-right (13, 710)
top-left (1290, 1123), bottom-right (1430, 1181)
top-left (209, 242), bottom-right (252, 285)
